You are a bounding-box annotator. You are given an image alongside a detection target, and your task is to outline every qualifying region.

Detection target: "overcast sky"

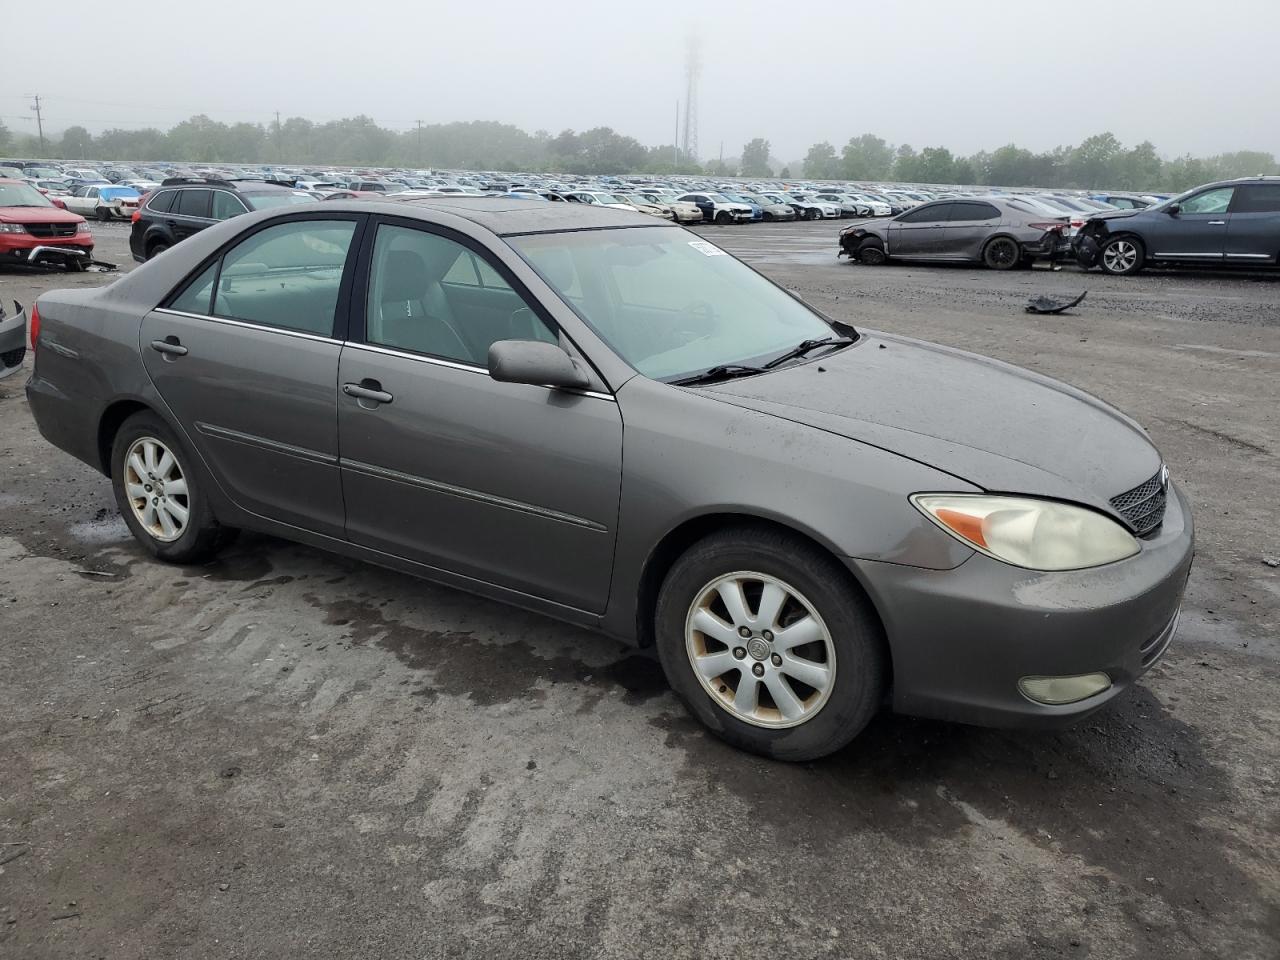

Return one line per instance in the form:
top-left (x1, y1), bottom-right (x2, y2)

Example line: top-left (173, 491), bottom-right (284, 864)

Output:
top-left (5, 0), bottom-right (1278, 162)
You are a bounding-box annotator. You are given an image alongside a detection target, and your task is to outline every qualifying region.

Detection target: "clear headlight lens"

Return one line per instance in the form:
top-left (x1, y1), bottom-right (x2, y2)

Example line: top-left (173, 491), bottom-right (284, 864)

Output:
top-left (911, 494), bottom-right (1140, 571)
top-left (0, 223), bottom-right (27, 234)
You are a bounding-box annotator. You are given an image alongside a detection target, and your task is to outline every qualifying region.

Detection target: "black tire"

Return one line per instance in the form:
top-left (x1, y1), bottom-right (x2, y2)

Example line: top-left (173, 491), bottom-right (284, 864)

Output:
top-left (146, 240), bottom-right (170, 260)
top-left (110, 410), bottom-right (234, 564)
top-left (654, 527), bottom-right (886, 761)
top-left (714, 210), bottom-right (732, 225)
top-left (983, 236), bottom-right (1021, 270)
top-left (806, 207), bottom-right (822, 221)
top-left (1098, 235), bottom-right (1145, 276)
top-left (857, 238), bottom-right (887, 266)
top-left (97, 207), bottom-right (114, 222)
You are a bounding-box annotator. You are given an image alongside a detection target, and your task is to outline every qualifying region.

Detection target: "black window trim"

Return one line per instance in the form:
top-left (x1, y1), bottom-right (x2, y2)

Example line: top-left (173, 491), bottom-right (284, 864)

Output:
top-left (349, 214), bottom-right (566, 369)
top-left (158, 210), bottom-right (368, 341)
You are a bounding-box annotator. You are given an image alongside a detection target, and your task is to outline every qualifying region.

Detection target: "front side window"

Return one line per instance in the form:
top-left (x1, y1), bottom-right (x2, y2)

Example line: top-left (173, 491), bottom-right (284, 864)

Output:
top-left (211, 191), bottom-right (248, 220)
top-left (1180, 187), bottom-right (1233, 215)
top-left (365, 224), bottom-right (555, 365)
top-left (898, 203), bottom-right (949, 223)
top-left (512, 226), bottom-right (837, 381)
top-left (213, 219), bottom-right (356, 336)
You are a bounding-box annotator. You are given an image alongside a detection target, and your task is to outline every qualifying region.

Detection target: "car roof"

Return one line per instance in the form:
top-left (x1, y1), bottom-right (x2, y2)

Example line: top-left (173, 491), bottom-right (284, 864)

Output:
top-left (318, 195), bottom-right (662, 236)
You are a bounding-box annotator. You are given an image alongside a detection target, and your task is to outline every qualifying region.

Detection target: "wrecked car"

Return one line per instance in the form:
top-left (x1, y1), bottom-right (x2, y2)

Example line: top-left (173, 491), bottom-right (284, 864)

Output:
top-left (61, 184), bottom-right (142, 221)
top-left (839, 197), bottom-right (1069, 269)
top-left (1075, 177), bottom-right (1280, 275)
top-left (0, 179), bottom-right (95, 268)
top-left (0, 299), bottom-right (26, 379)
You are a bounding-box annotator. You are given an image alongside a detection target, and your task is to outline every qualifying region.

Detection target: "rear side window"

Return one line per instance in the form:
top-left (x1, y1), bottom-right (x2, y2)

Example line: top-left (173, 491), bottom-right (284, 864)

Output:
top-left (147, 190), bottom-right (176, 214)
top-left (175, 189), bottom-right (211, 218)
top-left (950, 201), bottom-right (1001, 221)
top-left (213, 220), bottom-right (357, 336)
top-left (170, 262), bottom-right (218, 315)
top-left (1231, 184), bottom-right (1280, 214)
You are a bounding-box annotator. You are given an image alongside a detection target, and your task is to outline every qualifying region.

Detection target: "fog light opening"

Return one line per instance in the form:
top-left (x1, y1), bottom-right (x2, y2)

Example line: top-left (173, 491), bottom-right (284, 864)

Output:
top-left (1018, 672), bottom-right (1112, 706)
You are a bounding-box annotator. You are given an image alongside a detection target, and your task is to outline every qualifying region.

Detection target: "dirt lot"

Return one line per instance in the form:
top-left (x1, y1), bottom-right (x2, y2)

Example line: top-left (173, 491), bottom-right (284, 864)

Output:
top-left (1, 219), bottom-right (1277, 959)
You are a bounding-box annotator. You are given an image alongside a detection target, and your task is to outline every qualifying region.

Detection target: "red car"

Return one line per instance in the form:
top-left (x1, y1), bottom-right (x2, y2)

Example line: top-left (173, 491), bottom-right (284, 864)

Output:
top-left (0, 179), bottom-right (94, 267)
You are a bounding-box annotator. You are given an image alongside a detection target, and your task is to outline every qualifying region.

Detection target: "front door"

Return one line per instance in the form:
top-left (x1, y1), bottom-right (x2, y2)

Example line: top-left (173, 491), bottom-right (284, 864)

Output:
top-left (337, 219), bottom-right (623, 613)
top-left (1225, 182), bottom-right (1280, 264)
top-left (937, 201), bottom-right (1002, 260)
top-left (888, 202), bottom-right (953, 257)
top-left (141, 214), bottom-right (363, 537)
top-left (1144, 185), bottom-right (1233, 260)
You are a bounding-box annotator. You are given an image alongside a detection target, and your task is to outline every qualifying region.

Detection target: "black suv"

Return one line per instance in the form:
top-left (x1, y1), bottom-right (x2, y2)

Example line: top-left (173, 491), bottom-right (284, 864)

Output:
top-left (1075, 177), bottom-right (1280, 275)
top-left (129, 178), bottom-right (317, 262)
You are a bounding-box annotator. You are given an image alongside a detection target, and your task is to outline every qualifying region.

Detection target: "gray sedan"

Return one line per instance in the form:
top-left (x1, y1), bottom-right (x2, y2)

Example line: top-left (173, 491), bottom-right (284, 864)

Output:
top-left (25, 198), bottom-right (1192, 760)
top-left (839, 197), bottom-right (1070, 269)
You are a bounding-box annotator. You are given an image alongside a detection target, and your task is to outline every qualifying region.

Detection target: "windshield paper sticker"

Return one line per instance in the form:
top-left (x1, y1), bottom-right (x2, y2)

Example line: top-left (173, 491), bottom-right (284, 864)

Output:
top-left (688, 240), bottom-right (727, 256)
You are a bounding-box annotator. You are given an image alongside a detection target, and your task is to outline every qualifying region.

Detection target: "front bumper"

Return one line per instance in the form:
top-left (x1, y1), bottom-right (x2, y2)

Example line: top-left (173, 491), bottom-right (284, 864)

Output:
top-left (1, 233), bottom-right (93, 265)
top-left (0, 303), bottom-right (27, 377)
top-left (851, 481), bottom-right (1194, 728)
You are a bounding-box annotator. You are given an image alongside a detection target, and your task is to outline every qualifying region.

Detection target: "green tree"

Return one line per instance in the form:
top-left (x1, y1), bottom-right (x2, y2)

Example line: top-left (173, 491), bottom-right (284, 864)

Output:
top-left (952, 157), bottom-right (976, 185)
top-left (1068, 132), bottom-right (1123, 187)
top-left (840, 134), bottom-right (894, 180)
top-left (740, 138), bottom-right (772, 177)
top-left (802, 141), bottom-right (838, 180)
top-left (0, 119), bottom-right (10, 153)
top-left (58, 125), bottom-right (94, 161)
top-left (892, 144), bottom-right (920, 181)
top-left (916, 146), bottom-right (956, 184)
top-left (778, 166), bottom-right (792, 179)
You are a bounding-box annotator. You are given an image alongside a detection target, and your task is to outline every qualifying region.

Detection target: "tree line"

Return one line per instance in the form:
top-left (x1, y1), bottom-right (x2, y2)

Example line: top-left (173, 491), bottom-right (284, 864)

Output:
top-left (1, 114), bottom-right (1275, 191)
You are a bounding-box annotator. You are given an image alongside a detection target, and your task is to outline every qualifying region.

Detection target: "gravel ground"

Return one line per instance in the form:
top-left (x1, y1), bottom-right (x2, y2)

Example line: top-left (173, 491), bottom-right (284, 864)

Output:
top-left (1, 219), bottom-right (1277, 959)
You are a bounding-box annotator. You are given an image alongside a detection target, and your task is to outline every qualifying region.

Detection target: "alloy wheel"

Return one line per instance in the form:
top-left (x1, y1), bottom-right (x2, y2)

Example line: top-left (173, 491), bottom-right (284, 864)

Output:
top-left (1103, 240), bottom-right (1138, 273)
top-left (123, 436), bottom-right (190, 542)
top-left (684, 571), bottom-right (837, 728)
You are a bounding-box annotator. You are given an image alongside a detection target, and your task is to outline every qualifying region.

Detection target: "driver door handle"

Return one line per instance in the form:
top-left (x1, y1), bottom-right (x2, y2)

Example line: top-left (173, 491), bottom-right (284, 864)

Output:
top-left (1207, 220), bottom-right (1226, 225)
top-left (343, 381), bottom-right (394, 405)
top-left (150, 337), bottom-right (187, 357)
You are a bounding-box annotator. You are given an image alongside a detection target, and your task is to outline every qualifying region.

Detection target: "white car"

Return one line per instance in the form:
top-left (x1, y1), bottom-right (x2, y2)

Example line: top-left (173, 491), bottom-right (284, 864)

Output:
top-left (564, 191), bottom-right (640, 212)
top-left (61, 183), bottom-right (142, 221)
top-left (846, 193), bottom-right (893, 217)
top-left (787, 194), bottom-right (843, 220)
top-left (676, 192), bottom-right (754, 224)
top-left (636, 192), bottom-right (703, 223)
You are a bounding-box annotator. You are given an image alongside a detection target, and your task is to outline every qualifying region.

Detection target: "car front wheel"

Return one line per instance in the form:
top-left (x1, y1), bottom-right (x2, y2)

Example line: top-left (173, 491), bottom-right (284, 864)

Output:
top-left (110, 411), bottom-right (235, 564)
top-left (1099, 236), bottom-right (1145, 276)
top-left (655, 528), bottom-right (886, 761)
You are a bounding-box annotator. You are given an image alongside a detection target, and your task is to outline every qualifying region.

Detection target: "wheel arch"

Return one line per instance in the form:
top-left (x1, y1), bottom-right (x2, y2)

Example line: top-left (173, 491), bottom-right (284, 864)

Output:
top-left (97, 398), bottom-right (154, 475)
top-left (633, 512), bottom-right (890, 675)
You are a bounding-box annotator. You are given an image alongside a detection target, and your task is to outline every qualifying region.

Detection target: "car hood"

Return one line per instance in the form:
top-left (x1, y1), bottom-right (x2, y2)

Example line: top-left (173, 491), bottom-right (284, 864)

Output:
top-left (699, 331), bottom-right (1161, 514)
top-left (0, 205), bottom-right (85, 224)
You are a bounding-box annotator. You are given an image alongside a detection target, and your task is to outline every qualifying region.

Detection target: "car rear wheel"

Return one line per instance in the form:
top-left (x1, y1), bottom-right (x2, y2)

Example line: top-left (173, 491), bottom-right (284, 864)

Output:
top-left (97, 208), bottom-right (114, 222)
top-left (983, 236), bottom-right (1021, 270)
top-left (146, 240), bottom-right (170, 260)
top-left (655, 528), bottom-right (886, 761)
top-left (857, 238), bottom-right (887, 265)
top-left (1099, 236), bottom-right (1145, 276)
top-left (110, 411), bottom-right (235, 564)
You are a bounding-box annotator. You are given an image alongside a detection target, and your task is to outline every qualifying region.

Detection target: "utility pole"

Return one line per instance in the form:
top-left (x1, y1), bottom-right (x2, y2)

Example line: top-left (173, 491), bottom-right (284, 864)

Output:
top-left (29, 95), bottom-right (46, 156)
top-left (416, 119), bottom-right (424, 168)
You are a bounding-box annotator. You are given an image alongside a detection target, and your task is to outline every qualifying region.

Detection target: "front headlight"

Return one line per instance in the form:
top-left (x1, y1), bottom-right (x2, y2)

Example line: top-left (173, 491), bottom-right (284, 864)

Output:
top-left (0, 223), bottom-right (26, 234)
top-left (76, 221), bottom-right (92, 233)
top-left (911, 494), bottom-right (1139, 571)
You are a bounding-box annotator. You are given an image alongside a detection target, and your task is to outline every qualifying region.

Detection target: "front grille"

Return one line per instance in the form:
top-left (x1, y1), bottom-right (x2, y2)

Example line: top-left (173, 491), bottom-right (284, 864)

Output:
top-left (1111, 469), bottom-right (1167, 537)
top-left (24, 222), bottom-right (78, 238)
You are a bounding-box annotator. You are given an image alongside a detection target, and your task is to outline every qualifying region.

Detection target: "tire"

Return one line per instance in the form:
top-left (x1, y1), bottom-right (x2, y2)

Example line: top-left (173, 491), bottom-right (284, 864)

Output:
top-left (857, 238), bottom-right (887, 266)
top-left (97, 207), bottom-right (114, 222)
top-left (654, 527), bottom-right (886, 761)
top-left (146, 240), bottom-right (170, 260)
top-left (110, 410), bottom-right (234, 564)
top-left (1099, 235), bottom-right (1145, 276)
top-left (806, 208), bottom-right (822, 221)
top-left (714, 210), bottom-right (732, 225)
top-left (983, 236), bottom-right (1021, 270)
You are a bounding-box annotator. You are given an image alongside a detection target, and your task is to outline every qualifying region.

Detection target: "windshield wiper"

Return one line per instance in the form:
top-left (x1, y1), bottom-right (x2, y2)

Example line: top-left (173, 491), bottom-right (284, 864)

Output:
top-left (671, 363), bottom-right (766, 386)
top-left (762, 336), bottom-right (853, 370)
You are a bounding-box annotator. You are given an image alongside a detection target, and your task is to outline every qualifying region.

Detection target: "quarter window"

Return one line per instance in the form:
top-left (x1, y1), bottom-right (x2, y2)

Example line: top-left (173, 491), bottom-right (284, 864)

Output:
top-left (170, 262), bottom-right (218, 315)
top-left (1179, 187), bottom-right (1233, 215)
top-left (213, 219), bottom-right (356, 336)
top-left (364, 224), bottom-right (555, 365)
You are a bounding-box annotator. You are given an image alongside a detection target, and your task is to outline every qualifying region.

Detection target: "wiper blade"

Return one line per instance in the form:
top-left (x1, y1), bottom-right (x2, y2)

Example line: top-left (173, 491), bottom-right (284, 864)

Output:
top-left (671, 363), bottom-right (766, 386)
top-left (762, 336), bottom-right (853, 369)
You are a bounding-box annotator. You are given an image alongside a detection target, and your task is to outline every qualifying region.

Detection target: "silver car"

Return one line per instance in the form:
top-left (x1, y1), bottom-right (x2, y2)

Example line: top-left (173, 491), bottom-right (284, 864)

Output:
top-left (25, 198), bottom-right (1192, 761)
top-left (839, 197), bottom-right (1070, 269)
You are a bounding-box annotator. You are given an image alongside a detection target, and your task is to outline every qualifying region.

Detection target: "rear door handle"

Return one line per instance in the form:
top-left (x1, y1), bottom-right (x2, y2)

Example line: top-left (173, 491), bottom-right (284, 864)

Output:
top-left (150, 337), bottom-right (187, 357)
top-left (342, 381), bottom-right (394, 405)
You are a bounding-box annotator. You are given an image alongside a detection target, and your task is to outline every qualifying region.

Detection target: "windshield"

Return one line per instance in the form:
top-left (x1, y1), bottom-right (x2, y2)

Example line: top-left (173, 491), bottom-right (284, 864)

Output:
top-left (244, 192), bottom-right (319, 210)
top-left (511, 227), bottom-right (840, 381)
top-left (0, 182), bottom-right (54, 207)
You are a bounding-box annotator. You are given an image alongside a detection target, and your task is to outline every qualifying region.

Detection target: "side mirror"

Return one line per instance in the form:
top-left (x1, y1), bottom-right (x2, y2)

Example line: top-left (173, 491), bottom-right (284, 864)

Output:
top-left (488, 340), bottom-right (591, 391)
top-left (1166, 203), bottom-right (1180, 216)
top-left (51, 198), bottom-right (67, 210)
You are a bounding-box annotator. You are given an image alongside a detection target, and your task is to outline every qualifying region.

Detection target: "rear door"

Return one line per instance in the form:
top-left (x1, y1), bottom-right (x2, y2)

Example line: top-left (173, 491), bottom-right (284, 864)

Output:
top-left (887, 202), bottom-right (952, 257)
top-left (336, 217), bottom-right (623, 613)
top-left (169, 188), bottom-right (213, 242)
top-left (1224, 183), bottom-right (1280, 264)
top-left (140, 213), bottom-right (364, 537)
top-left (1143, 185), bottom-right (1233, 261)
top-left (937, 201), bottom-right (1002, 260)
